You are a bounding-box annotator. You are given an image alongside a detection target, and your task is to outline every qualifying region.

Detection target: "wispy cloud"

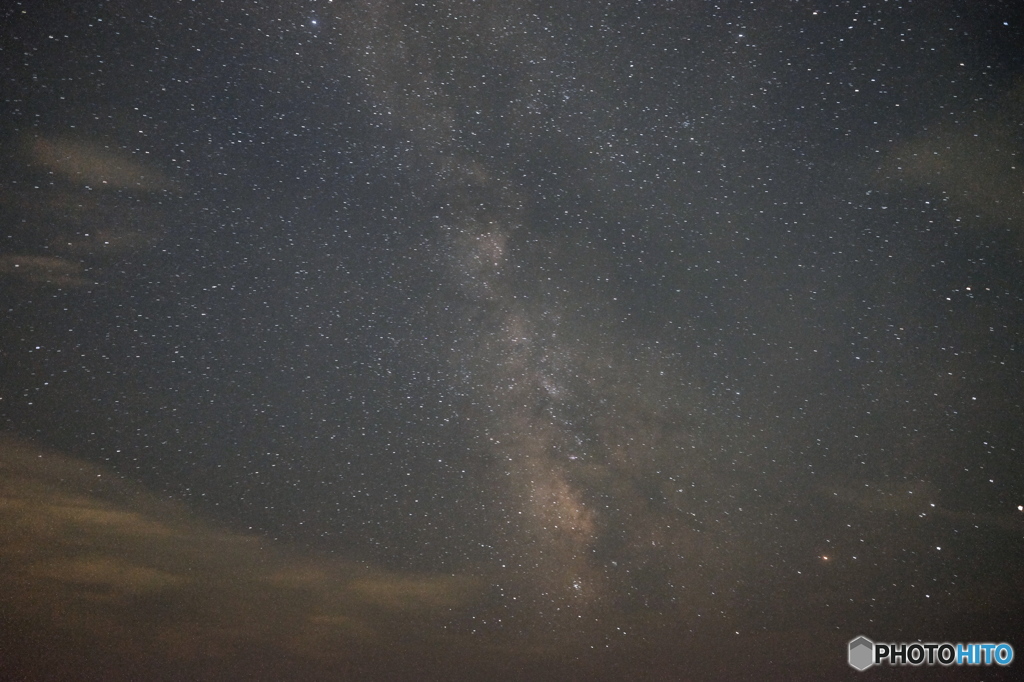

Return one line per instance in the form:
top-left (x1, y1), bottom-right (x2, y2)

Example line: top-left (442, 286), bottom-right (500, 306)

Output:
top-left (0, 435), bottom-right (484, 673)
top-left (28, 136), bottom-right (178, 192)
top-left (877, 81), bottom-right (1024, 230)
top-left (0, 254), bottom-right (92, 287)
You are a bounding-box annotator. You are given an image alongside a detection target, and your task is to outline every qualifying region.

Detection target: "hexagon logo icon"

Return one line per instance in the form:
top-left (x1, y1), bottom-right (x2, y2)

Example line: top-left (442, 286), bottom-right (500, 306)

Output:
top-left (849, 636), bottom-right (875, 671)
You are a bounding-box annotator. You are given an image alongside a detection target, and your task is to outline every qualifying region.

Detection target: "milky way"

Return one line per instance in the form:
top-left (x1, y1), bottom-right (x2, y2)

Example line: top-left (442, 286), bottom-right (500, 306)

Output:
top-left (332, 2), bottom-right (782, 634)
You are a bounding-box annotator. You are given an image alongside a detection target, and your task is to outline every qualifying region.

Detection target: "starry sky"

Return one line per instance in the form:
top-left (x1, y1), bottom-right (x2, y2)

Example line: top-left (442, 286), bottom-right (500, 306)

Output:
top-left (2, 0), bottom-right (1023, 679)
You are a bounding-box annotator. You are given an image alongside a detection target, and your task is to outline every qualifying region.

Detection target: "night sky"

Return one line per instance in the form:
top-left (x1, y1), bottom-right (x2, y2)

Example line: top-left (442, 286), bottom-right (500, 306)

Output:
top-left (2, 1), bottom-right (1024, 679)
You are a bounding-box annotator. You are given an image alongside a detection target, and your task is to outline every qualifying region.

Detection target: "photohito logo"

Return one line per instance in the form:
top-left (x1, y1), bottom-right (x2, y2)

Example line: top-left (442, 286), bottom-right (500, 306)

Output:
top-left (848, 636), bottom-right (1014, 670)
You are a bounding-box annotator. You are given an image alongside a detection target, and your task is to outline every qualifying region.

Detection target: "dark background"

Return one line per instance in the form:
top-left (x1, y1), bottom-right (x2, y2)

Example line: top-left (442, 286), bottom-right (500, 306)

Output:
top-left (1, 0), bottom-right (1023, 679)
